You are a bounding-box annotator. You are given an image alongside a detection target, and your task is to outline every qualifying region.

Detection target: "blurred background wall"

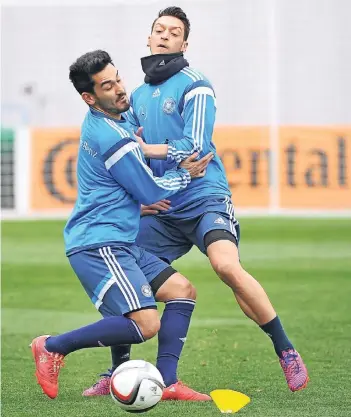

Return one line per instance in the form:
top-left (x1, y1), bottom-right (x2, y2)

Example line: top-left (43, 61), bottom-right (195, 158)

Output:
top-left (1, 0), bottom-right (351, 216)
top-left (2, 0), bottom-right (350, 127)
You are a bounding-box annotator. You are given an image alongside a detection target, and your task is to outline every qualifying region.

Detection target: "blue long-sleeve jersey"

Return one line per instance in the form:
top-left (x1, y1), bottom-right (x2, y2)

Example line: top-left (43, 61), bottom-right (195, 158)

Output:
top-left (127, 66), bottom-right (231, 207)
top-left (64, 107), bottom-right (191, 256)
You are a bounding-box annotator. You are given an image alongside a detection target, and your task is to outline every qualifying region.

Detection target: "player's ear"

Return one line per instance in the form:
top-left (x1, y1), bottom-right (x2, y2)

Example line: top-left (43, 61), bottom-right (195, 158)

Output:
top-left (181, 41), bottom-right (188, 53)
top-left (82, 92), bottom-right (96, 106)
top-left (147, 35), bottom-right (151, 48)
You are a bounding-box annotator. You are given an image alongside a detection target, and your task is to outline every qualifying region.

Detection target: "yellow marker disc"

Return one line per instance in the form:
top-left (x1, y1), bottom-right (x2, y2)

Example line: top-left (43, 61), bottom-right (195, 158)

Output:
top-left (210, 389), bottom-right (251, 413)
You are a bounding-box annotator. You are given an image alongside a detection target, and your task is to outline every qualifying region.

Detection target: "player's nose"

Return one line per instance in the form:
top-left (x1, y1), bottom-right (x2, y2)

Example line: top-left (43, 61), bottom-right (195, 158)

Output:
top-left (115, 84), bottom-right (124, 94)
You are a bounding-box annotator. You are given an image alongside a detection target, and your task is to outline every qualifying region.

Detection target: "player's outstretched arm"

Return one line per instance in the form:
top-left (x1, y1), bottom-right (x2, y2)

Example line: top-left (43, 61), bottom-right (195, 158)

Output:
top-left (136, 84), bottom-right (216, 165)
top-left (132, 83), bottom-right (216, 163)
top-left (103, 137), bottom-right (190, 205)
top-left (134, 128), bottom-right (214, 172)
top-left (133, 127), bottom-right (168, 160)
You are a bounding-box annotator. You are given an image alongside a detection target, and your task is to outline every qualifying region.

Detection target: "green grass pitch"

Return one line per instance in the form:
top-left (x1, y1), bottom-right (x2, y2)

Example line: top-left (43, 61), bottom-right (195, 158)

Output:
top-left (2, 218), bottom-right (351, 416)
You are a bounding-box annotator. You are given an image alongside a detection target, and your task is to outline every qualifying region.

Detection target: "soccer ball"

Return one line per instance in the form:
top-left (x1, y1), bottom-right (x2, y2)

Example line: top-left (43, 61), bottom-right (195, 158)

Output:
top-left (110, 360), bottom-right (165, 413)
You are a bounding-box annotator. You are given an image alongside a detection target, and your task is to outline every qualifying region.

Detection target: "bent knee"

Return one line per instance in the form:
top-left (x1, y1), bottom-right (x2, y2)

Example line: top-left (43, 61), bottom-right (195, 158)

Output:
top-left (156, 273), bottom-right (197, 302)
top-left (177, 278), bottom-right (197, 300)
top-left (129, 309), bottom-right (160, 340)
top-left (212, 260), bottom-right (246, 288)
top-left (139, 319), bottom-right (160, 340)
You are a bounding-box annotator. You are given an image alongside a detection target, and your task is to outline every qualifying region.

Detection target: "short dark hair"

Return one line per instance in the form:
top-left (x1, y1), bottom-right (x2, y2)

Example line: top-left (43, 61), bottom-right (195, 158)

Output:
top-left (152, 6), bottom-right (191, 41)
top-left (69, 50), bottom-right (114, 95)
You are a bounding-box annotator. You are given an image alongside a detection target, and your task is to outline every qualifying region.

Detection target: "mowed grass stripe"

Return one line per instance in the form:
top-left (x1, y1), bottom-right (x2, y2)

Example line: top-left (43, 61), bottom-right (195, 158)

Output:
top-left (2, 308), bottom-right (251, 335)
top-left (1, 218), bottom-right (351, 417)
top-left (3, 241), bottom-right (351, 267)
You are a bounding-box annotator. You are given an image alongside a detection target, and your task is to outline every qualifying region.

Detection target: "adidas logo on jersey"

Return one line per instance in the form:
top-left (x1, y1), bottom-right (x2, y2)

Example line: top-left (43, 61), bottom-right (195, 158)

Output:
top-left (159, 60), bottom-right (165, 66)
top-left (214, 217), bottom-right (226, 225)
top-left (152, 88), bottom-right (161, 98)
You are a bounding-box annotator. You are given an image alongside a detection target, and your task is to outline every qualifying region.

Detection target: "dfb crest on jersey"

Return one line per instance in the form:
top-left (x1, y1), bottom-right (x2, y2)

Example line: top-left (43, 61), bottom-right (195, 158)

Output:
top-left (163, 97), bottom-right (176, 115)
top-left (138, 105), bottom-right (147, 120)
top-left (141, 284), bottom-right (152, 297)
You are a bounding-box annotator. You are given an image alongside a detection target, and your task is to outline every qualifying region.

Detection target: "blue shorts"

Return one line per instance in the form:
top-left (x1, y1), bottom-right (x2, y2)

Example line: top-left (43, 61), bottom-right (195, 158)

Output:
top-left (136, 195), bottom-right (240, 264)
top-left (68, 244), bottom-right (172, 316)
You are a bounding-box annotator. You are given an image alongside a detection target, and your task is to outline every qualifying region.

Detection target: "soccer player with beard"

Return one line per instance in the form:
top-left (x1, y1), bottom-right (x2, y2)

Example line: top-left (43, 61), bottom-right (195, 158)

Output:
top-left (30, 50), bottom-right (213, 399)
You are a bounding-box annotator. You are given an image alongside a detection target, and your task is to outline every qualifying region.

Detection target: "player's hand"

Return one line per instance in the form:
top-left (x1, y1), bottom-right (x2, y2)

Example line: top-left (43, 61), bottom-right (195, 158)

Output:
top-left (141, 200), bottom-right (171, 216)
top-left (180, 152), bottom-right (214, 178)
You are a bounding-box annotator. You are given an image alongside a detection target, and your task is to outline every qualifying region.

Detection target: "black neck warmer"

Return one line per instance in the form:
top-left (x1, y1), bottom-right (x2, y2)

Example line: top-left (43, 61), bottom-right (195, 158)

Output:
top-left (141, 52), bottom-right (189, 85)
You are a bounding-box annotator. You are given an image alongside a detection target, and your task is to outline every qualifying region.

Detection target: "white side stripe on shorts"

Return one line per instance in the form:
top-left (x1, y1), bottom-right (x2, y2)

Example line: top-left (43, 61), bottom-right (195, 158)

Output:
top-left (99, 247), bottom-right (140, 311)
top-left (225, 196), bottom-right (238, 238)
top-left (106, 246), bottom-right (141, 310)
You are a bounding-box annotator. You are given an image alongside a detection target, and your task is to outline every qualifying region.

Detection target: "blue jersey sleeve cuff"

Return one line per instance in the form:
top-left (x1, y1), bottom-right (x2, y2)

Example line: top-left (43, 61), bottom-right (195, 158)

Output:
top-left (177, 167), bottom-right (191, 183)
top-left (166, 141), bottom-right (194, 164)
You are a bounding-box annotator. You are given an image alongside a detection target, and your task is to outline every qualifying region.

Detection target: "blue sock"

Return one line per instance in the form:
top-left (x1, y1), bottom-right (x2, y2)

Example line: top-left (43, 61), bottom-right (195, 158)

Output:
top-left (260, 316), bottom-right (294, 358)
top-left (156, 299), bottom-right (195, 387)
top-left (110, 345), bottom-right (131, 373)
top-left (45, 316), bottom-right (144, 356)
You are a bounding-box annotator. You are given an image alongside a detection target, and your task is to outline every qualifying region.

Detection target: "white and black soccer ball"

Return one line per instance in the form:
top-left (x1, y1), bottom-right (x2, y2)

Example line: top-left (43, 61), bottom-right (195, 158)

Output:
top-left (110, 360), bottom-right (165, 413)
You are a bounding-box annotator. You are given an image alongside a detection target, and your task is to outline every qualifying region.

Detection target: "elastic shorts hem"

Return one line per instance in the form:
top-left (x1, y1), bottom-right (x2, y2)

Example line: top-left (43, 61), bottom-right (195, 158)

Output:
top-left (204, 229), bottom-right (238, 251)
top-left (150, 266), bottom-right (177, 295)
top-left (123, 305), bottom-right (158, 316)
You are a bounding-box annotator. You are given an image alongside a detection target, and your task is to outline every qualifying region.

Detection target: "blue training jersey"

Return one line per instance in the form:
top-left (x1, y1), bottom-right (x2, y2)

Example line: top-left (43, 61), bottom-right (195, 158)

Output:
top-left (126, 66), bottom-right (231, 208)
top-left (64, 107), bottom-right (191, 256)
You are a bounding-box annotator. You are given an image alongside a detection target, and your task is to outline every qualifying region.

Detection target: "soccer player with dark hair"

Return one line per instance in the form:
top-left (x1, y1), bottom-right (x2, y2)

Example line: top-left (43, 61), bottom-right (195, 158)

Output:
top-left (30, 49), bottom-right (214, 399)
top-left (84, 6), bottom-right (309, 398)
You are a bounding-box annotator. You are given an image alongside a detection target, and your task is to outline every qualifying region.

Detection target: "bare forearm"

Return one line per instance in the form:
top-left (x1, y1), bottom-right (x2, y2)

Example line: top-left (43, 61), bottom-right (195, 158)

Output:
top-left (143, 144), bottom-right (168, 160)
